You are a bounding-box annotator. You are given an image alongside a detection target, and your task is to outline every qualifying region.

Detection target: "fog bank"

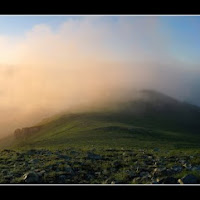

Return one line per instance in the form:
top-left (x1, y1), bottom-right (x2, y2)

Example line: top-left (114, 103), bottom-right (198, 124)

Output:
top-left (0, 16), bottom-right (200, 138)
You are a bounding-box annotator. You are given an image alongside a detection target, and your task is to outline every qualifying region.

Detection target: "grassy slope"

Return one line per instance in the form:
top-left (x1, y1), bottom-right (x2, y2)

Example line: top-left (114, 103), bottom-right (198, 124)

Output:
top-left (9, 91), bottom-right (200, 151)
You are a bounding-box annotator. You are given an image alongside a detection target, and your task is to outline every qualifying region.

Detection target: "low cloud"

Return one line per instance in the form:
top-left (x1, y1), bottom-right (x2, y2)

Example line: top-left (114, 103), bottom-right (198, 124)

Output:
top-left (0, 16), bottom-right (199, 138)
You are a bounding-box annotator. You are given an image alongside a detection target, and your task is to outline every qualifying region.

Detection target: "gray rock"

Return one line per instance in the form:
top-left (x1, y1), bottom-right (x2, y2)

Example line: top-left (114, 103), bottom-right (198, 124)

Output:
top-left (57, 154), bottom-right (71, 160)
top-left (1, 169), bottom-right (8, 175)
top-left (95, 172), bottom-right (101, 176)
top-left (122, 152), bottom-right (126, 156)
top-left (43, 150), bottom-right (52, 156)
top-left (145, 159), bottom-right (154, 165)
top-left (4, 175), bottom-right (13, 181)
top-left (22, 162), bottom-right (29, 167)
top-left (65, 167), bottom-right (74, 175)
top-left (183, 163), bottom-right (192, 170)
top-left (171, 166), bottom-right (182, 173)
top-left (179, 160), bottom-right (186, 164)
top-left (132, 177), bottom-right (142, 184)
top-left (38, 170), bottom-right (46, 177)
top-left (30, 167), bottom-right (35, 171)
top-left (102, 169), bottom-right (109, 175)
top-left (70, 151), bottom-right (79, 156)
top-left (26, 149), bottom-right (39, 155)
top-left (86, 174), bottom-right (94, 180)
top-left (110, 167), bottom-right (118, 173)
top-left (87, 152), bottom-right (102, 160)
top-left (29, 159), bottom-right (39, 164)
top-left (126, 170), bottom-right (136, 179)
top-left (111, 180), bottom-right (125, 184)
top-left (153, 167), bottom-right (167, 176)
top-left (178, 174), bottom-right (199, 184)
top-left (58, 175), bottom-right (67, 183)
top-left (189, 156), bottom-right (194, 159)
top-left (140, 171), bottom-right (150, 177)
top-left (106, 148), bottom-right (115, 152)
top-left (113, 161), bottom-right (122, 168)
top-left (158, 177), bottom-right (178, 184)
top-left (153, 148), bottom-right (160, 152)
top-left (23, 171), bottom-right (40, 183)
top-left (152, 181), bottom-right (160, 184)
top-left (165, 169), bottom-right (174, 176)
top-left (191, 166), bottom-right (200, 171)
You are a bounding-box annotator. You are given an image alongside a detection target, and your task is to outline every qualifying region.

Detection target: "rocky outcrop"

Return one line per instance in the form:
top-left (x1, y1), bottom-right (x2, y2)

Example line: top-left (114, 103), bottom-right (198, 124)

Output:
top-left (14, 126), bottom-right (42, 139)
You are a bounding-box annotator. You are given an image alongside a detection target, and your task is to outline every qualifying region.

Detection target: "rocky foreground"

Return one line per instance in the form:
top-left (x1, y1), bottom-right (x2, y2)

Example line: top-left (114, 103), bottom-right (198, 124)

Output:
top-left (0, 148), bottom-right (200, 184)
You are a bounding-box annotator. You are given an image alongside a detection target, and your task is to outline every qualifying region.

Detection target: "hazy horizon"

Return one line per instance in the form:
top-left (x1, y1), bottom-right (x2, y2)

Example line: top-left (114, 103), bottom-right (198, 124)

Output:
top-left (0, 15), bottom-right (200, 138)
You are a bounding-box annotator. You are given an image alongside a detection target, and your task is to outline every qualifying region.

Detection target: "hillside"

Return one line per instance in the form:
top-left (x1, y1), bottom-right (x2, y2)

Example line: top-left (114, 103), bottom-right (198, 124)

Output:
top-left (1, 90), bottom-right (200, 184)
top-left (6, 90), bottom-right (200, 151)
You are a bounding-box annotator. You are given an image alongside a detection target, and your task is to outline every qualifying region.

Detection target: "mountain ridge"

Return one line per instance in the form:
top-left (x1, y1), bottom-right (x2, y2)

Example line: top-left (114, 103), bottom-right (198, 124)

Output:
top-left (1, 89), bottom-right (200, 150)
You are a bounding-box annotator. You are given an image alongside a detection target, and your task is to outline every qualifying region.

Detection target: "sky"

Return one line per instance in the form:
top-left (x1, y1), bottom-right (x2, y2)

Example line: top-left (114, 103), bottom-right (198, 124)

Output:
top-left (0, 15), bottom-right (200, 138)
top-left (0, 15), bottom-right (200, 64)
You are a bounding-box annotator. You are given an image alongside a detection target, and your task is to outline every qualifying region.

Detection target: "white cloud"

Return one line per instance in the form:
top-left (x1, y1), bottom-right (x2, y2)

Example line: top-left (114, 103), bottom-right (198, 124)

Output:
top-left (0, 16), bottom-right (199, 138)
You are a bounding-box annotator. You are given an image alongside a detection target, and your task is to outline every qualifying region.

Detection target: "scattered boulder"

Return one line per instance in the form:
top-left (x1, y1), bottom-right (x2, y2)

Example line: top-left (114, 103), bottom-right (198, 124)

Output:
top-left (29, 159), bottom-right (39, 164)
top-left (189, 156), bottom-right (194, 159)
top-left (102, 169), bottom-right (109, 176)
top-left (23, 171), bottom-right (40, 183)
top-left (105, 148), bottom-right (115, 152)
top-left (178, 174), bottom-right (199, 184)
top-left (158, 177), bottom-right (178, 184)
top-left (1, 169), bottom-right (8, 175)
top-left (112, 161), bottom-right (122, 168)
top-left (87, 152), bottom-right (102, 160)
top-left (65, 166), bottom-right (74, 175)
top-left (152, 181), bottom-right (160, 184)
top-left (179, 160), bottom-right (186, 164)
top-left (183, 163), bottom-right (192, 170)
top-left (153, 167), bottom-right (167, 176)
top-left (27, 149), bottom-right (39, 155)
top-left (140, 171), bottom-right (150, 177)
top-left (191, 166), bottom-right (200, 171)
top-left (126, 170), bottom-right (136, 179)
top-left (58, 175), bottom-right (67, 183)
top-left (95, 172), bottom-right (101, 176)
top-left (1, 146), bottom-right (200, 184)
top-left (153, 148), bottom-right (160, 152)
top-left (37, 170), bottom-right (46, 177)
top-left (171, 166), bottom-right (182, 173)
top-left (132, 177), bottom-right (142, 184)
top-left (56, 154), bottom-right (71, 160)
top-left (70, 151), bottom-right (79, 156)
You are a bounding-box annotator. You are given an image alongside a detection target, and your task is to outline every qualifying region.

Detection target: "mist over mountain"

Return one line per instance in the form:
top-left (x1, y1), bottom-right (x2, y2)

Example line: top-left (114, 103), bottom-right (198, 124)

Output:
top-left (0, 89), bottom-right (197, 151)
top-left (2, 16), bottom-right (200, 184)
top-left (1, 16), bottom-right (200, 139)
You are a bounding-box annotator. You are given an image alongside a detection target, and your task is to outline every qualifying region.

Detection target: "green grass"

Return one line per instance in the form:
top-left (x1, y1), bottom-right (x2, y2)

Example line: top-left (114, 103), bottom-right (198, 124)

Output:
top-left (7, 110), bottom-right (200, 151)
top-left (1, 90), bottom-right (200, 152)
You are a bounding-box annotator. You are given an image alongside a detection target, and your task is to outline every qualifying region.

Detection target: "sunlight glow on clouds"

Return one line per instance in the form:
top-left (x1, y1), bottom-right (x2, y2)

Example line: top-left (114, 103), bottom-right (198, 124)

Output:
top-left (0, 16), bottom-right (200, 138)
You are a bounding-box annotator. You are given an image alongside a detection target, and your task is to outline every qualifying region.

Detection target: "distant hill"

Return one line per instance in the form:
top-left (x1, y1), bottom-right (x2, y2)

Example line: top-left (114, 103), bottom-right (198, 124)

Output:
top-left (2, 90), bottom-right (200, 150)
